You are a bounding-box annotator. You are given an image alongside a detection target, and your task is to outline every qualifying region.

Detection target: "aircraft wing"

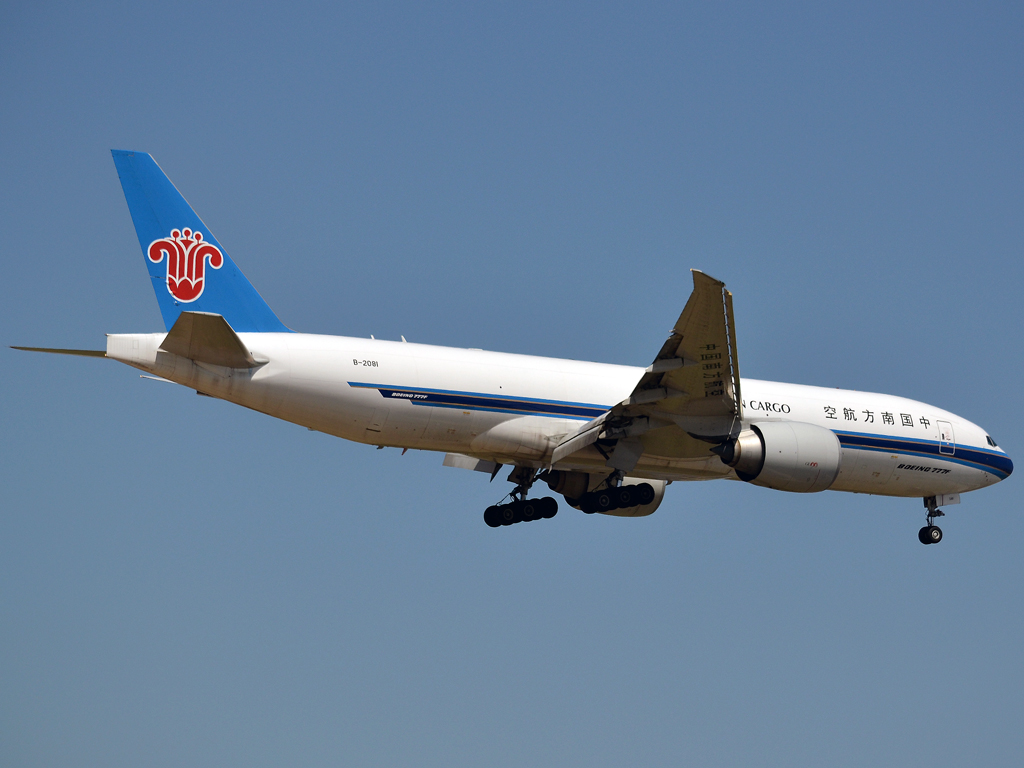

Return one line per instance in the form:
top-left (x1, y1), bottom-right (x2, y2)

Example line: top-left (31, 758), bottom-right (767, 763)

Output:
top-left (552, 270), bottom-right (743, 471)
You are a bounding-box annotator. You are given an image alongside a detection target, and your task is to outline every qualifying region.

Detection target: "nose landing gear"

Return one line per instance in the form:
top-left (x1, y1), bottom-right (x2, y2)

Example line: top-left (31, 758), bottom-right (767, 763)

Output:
top-left (919, 496), bottom-right (945, 545)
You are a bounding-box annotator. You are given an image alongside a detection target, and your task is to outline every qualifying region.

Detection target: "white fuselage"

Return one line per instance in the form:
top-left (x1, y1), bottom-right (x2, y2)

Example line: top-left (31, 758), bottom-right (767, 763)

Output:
top-left (106, 332), bottom-right (1012, 499)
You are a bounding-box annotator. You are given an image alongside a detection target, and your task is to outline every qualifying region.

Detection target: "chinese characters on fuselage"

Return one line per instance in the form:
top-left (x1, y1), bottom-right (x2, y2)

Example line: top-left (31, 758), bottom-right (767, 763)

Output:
top-left (823, 405), bottom-right (931, 429)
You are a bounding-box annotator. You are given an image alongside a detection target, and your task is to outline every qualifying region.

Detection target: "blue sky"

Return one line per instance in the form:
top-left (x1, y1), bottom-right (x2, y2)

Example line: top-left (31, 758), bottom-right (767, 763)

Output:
top-left (2, 2), bottom-right (1022, 766)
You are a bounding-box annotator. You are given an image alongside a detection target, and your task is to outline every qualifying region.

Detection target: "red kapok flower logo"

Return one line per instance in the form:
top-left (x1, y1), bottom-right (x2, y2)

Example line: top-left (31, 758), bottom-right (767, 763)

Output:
top-left (147, 228), bottom-right (224, 303)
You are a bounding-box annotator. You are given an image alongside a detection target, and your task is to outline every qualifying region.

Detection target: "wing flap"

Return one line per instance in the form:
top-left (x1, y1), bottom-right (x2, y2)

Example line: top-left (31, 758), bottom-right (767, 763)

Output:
top-left (551, 412), bottom-right (609, 465)
top-left (443, 453), bottom-right (502, 476)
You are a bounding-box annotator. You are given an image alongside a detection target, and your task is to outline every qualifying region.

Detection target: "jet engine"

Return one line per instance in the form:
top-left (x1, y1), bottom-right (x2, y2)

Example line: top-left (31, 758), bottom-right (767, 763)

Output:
top-left (713, 421), bottom-right (842, 493)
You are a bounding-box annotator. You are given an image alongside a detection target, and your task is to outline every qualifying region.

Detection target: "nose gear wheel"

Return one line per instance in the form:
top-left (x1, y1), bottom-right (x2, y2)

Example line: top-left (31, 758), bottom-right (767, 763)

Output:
top-left (919, 496), bottom-right (945, 545)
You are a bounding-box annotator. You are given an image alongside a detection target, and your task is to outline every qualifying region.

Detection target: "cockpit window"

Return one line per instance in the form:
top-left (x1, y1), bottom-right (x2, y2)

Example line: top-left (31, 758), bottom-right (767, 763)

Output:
top-left (986, 435), bottom-right (998, 447)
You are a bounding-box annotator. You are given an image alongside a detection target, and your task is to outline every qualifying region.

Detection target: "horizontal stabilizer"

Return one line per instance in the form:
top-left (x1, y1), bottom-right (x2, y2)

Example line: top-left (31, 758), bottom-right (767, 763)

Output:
top-left (12, 346), bottom-right (106, 358)
top-left (159, 311), bottom-right (259, 368)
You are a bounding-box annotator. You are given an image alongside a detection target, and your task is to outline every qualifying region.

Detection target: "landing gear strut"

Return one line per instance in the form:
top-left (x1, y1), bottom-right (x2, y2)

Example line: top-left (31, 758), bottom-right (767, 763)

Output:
top-left (919, 496), bottom-right (945, 545)
top-left (483, 467), bottom-right (559, 528)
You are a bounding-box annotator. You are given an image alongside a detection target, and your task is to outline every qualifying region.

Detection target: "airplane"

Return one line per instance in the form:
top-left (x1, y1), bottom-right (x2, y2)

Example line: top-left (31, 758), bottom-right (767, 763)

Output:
top-left (14, 151), bottom-right (1013, 544)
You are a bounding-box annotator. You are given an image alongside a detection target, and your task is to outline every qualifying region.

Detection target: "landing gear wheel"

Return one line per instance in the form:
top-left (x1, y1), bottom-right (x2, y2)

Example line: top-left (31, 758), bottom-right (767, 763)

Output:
top-left (613, 486), bottom-right (635, 509)
top-left (540, 497), bottom-right (558, 518)
top-left (520, 500), bottom-right (538, 522)
top-left (594, 491), bottom-right (615, 513)
top-left (498, 504), bottom-right (518, 526)
top-left (485, 496), bottom-right (559, 527)
top-left (634, 483), bottom-right (655, 505)
top-left (483, 506), bottom-right (502, 528)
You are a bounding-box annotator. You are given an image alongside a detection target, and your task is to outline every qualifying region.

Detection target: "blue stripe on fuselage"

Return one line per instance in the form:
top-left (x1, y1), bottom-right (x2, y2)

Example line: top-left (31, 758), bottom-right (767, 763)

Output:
top-left (345, 384), bottom-right (1013, 478)
top-left (835, 430), bottom-right (1013, 479)
top-left (348, 382), bottom-right (609, 421)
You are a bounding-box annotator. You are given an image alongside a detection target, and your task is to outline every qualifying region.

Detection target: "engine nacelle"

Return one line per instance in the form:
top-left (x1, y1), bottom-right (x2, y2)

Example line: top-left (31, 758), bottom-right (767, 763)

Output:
top-left (715, 421), bottom-right (842, 493)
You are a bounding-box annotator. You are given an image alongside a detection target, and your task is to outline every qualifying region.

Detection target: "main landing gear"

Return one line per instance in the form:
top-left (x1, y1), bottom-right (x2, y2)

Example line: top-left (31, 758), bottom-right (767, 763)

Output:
top-left (575, 482), bottom-right (656, 514)
top-left (484, 497), bottom-right (558, 527)
top-left (483, 467), bottom-right (558, 528)
top-left (919, 496), bottom-right (945, 545)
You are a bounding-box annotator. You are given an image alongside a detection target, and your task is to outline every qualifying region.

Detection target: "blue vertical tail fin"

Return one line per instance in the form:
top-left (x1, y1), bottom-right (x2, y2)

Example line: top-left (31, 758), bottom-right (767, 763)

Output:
top-left (111, 150), bottom-right (289, 333)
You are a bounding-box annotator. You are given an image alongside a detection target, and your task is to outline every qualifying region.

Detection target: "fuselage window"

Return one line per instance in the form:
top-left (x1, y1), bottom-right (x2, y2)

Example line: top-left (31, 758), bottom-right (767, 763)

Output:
top-left (986, 435), bottom-right (998, 447)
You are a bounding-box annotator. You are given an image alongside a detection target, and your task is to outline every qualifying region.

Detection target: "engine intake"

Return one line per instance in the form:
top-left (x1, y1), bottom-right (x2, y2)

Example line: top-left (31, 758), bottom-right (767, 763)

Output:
top-left (714, 421), bottom-right (842, 493)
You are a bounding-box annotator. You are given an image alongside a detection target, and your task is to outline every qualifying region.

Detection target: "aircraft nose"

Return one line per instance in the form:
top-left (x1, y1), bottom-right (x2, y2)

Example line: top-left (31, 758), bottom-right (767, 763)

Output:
top-left (979, 430), bottom-right (1012, 482)
top-left (992, 450), bottom-right (1013, 482)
